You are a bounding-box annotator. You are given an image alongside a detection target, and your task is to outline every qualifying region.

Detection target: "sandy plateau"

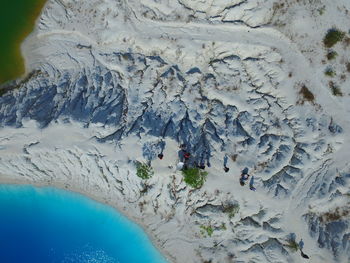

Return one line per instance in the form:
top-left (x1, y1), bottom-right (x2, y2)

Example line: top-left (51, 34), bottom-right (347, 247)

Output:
top-left (1, 0), bottom-right (350, 262)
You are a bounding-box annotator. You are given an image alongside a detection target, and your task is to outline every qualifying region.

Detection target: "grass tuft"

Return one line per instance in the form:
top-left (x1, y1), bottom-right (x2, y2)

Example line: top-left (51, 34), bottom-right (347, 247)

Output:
top-left (323, 28), bottom-right (345, 48)
top-left (318, 6), bottom-right (326, 15)
top-left (223, 203), bottom-right (240, 218)
top-left (326, 50), bottom-right (338, 60)
top-left (324, 67), bottom-right (335, 77)
top-left (200, 225), bottom-right (214, 237)
top-left (329, 81), bottom-right (343, 96)
top-left (285, 239), bottom-right (299, 252)
top-left (299, 85), bottom-right (314, 102)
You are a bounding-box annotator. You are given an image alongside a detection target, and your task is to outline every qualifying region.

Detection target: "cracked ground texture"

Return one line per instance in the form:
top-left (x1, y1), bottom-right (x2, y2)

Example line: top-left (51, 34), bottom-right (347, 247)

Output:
top-left (0, 0), bottom-right (350, 262)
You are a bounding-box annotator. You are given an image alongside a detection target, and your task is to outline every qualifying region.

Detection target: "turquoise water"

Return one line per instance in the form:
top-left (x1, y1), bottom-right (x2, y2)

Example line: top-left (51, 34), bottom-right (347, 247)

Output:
top-left (0, 185), bottom-right (168, 263)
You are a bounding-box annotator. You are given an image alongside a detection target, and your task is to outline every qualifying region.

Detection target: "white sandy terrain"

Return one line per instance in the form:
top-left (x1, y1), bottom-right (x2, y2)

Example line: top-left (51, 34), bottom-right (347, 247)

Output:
top-left (1, 0), bottom-right (350, 262)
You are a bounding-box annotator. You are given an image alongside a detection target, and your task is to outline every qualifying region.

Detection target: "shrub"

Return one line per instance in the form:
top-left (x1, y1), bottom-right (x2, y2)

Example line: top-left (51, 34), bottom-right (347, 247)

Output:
top-left (318, 6), bottom-right (325, 15)
top-left (182, 167), bottom-right (207, 188)
top-left (136, 162), bottom-right (154, 179)
top-left (299, 85), bottom-right (314, 102)
top-left (200, 225), bottom-right (214, 237)
top-left (329, 81), bottom-right (343, 96)
top-left (323, 28), bottom-right (345, 48)
top-left (223, 203), bottom-right (240, 218)
top-left (326, 50), bottom-right (338, 60)
top-left (346, 62), bottom-right (350, 73)
top-left (324, 68), bottom-right (335, 77)
top-left (285, 239), bottom-right (299, 252)
top-left (220, 223), bottom-right (227, 230)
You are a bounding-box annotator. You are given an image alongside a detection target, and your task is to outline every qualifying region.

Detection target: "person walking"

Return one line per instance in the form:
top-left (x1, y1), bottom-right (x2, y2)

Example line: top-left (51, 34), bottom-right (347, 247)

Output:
top-left (239, 168), bottom-right (250, 186)
top-left (249, 176), bottom-right (256, 191)
top-left (240, 167), bottom-right (256, 191)
top-left (223, 155), bottom-right (229, 172)
top-left (298, 239), bottom-right (310, 259)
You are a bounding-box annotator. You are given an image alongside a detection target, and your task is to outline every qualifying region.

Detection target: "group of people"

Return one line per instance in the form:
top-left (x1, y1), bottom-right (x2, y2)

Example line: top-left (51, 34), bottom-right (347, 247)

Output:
top-left (158, 144), bottom-right (194, 170)
top-left (157, 144), bottom-right (256, 191)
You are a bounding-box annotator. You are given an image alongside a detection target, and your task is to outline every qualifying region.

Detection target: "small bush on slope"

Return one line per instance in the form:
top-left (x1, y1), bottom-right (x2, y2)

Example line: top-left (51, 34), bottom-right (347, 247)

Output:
top-left (223, 203), bottom-right (240, 218)
top-left (299, 85), bottom-right (315, 102)
top-left (323, 28), bottom-right (345, 48)
top-left (200, 225), bottom-right (214, 237)
top-left (285, 239), bottom-right (299, 252)
top-left (182, 167), bottom-right (207, 188)
top-left (136, 162), bottom-right (154, 179)
top-left (324, 67), bottom-right (335, 77)
top-left (329, 81), bottom-right (343, 96)
top-left (326, 50), bottom-right (338, 60)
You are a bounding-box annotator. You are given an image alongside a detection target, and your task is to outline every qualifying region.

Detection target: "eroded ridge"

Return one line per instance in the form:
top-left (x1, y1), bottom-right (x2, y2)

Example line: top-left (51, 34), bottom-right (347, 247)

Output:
top-left (0, 46), bottom-right (343, 193)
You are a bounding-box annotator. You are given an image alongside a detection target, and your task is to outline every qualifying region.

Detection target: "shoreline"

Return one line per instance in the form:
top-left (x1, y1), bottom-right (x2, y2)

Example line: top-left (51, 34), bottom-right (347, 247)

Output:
top-left (0, 0), bottom-right (47, 84)
top-left (0, 176), bottom-right (173, 263)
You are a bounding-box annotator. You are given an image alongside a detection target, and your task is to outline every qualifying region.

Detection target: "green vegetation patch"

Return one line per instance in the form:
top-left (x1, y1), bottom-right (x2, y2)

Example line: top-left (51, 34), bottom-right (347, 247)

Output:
top-left (324, 67), bottom-right (335, 77)
top-left (220, 223), bottom-right (226, 230)
top-left (318, 6), bottom-right (326, 15)
top-left (182, 167), bottom-right (207, 188)
top-left (223, 203), bottom-right (240, 218)
top-left (200, 225), bottom-right (214, 237)
top-left (285, 239), bottom-right (299, 252)
top-left (323, 28), bottom-right (345, 48)
top-left (326, 50), bottom-right (338, 60)
top-left (136, 162), bottom-right (154, 179)
top-left (329, 81), bottom-right (343, 96)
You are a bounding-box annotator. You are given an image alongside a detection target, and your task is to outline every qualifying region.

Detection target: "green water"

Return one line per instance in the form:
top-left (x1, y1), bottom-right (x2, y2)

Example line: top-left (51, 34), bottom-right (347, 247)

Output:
top-left (0, 0), bottom-right (46, 84)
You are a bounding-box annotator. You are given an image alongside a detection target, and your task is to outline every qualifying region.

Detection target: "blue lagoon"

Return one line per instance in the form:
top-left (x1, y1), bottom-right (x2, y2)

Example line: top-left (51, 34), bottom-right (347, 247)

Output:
top-left (0, 185), bottom-right (167, 263)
